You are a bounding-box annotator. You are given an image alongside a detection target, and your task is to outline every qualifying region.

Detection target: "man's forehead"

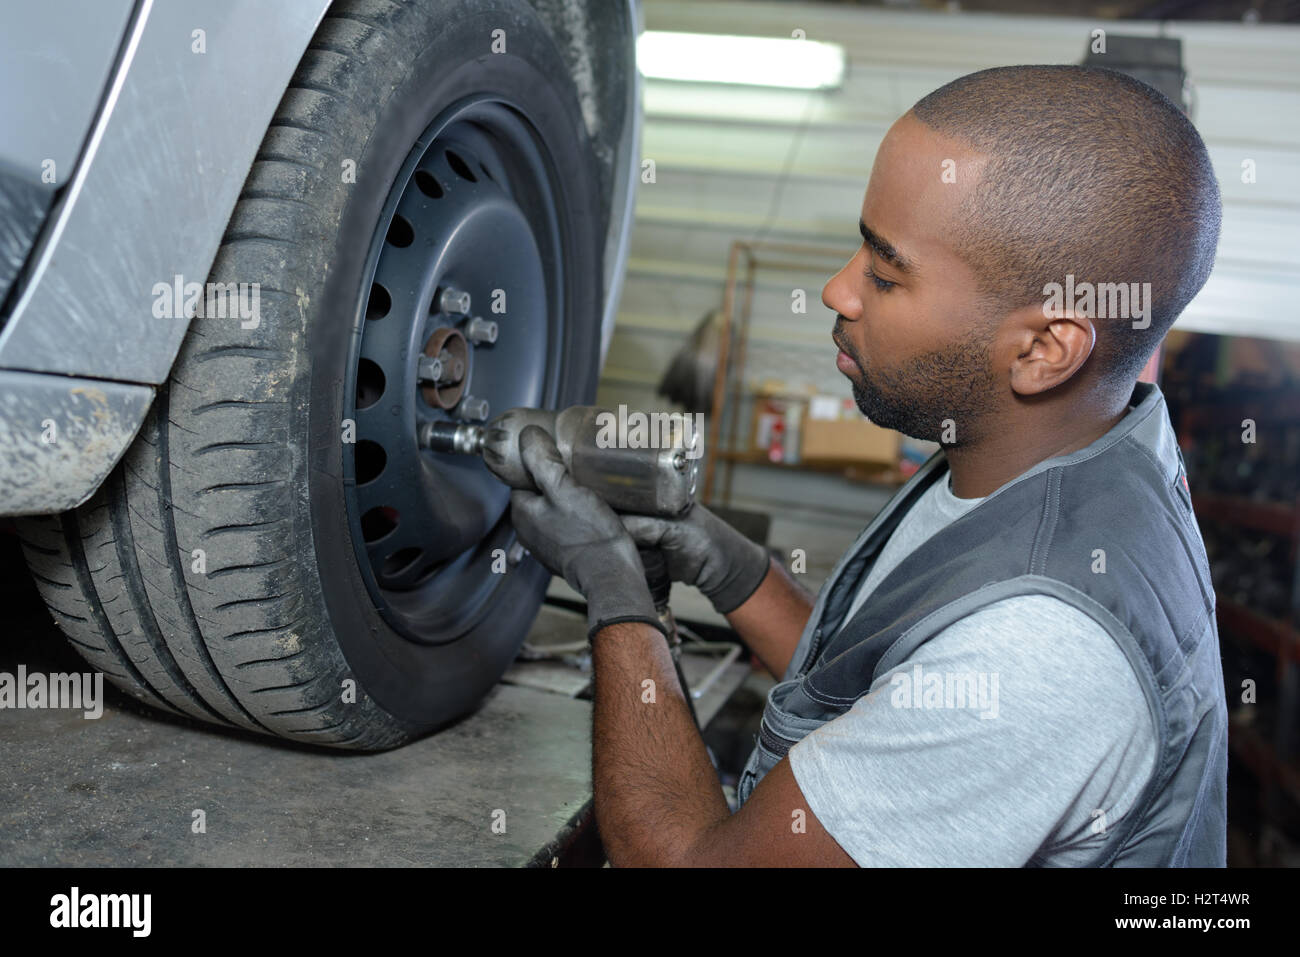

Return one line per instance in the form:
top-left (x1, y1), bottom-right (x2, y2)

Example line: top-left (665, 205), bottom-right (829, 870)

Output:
top-left (862, 114), bottom-right (985, 269)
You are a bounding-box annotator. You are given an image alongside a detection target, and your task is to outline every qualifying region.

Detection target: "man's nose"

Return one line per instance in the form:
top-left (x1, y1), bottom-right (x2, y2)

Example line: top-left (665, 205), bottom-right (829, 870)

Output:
top-left (823, 259), bottom-right (859, 319)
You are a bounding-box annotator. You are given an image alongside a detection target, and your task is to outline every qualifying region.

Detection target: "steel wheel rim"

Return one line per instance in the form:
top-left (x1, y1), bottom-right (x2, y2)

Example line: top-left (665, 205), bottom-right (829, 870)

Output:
top-left (341, 95), bottom-right (567, 644)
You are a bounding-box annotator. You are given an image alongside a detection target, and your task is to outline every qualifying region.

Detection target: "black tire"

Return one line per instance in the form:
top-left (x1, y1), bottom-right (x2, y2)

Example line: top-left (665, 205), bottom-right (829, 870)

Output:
top-left (17, 0), bottom-right (604, 749)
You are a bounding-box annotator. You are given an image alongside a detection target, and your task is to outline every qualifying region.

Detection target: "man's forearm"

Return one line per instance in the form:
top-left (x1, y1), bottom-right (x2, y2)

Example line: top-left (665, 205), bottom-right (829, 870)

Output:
top-left (590, 621), bottom-right (729, 866)
top-left (723, 557), bottom-right (815, 679)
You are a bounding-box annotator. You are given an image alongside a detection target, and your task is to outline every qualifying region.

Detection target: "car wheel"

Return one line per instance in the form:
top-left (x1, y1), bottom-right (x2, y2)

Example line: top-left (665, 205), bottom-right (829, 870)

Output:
top-left (17, 0), bottom-right (603, 748)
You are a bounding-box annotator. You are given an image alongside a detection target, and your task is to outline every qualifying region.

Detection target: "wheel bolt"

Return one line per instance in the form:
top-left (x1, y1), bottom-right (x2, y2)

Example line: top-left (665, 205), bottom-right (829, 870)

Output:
top-left (465, 316), bottom-right (498, 344)
top-left (418, 350), bottom-right (464, 386)
top-left (458, 395), bottom-right (490, 422)
top-left (439, 287), bottom-right (472, 316)
top-left (441, 350), bottom-right (465, 383)
top-left (417, 355), bottom-right (443, 382)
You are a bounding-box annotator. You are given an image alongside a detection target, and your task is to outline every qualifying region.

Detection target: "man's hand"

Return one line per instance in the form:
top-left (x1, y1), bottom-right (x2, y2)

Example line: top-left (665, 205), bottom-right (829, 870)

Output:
top-left (620, 505), bottom-right (770, 615)
top-left (509, 425), bottom-right (667, 642)
top-left (624, 505), bottom-right (814, 679)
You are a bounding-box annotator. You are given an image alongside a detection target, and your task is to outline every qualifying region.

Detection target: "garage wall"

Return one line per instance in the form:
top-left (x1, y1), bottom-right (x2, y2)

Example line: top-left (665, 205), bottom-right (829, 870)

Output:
top-left (595, 0), bottom-right (1300, 540)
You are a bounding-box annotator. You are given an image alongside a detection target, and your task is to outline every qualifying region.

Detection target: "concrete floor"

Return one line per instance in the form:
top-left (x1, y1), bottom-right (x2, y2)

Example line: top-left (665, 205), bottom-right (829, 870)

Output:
top-left (3, 673), bottom-right (592, 867)
top-left (0, 535), bottom-right (752, 867)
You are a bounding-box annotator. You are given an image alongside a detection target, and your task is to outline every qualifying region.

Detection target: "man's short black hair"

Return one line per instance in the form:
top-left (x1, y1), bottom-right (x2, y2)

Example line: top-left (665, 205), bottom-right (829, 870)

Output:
top-left (910, 65), bottom-right (1221, 390)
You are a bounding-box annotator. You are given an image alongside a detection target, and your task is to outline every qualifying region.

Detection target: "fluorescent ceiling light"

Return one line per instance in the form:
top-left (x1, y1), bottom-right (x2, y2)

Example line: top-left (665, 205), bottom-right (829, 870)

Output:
top-left (637, 31), bottom-right (846, 90)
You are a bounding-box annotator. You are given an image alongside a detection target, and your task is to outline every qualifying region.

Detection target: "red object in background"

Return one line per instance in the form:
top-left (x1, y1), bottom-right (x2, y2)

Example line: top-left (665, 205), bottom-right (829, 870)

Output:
top-left (768, 415), bottom-right (785, 463)
top-left (755, 397), bottom-right (789, 463)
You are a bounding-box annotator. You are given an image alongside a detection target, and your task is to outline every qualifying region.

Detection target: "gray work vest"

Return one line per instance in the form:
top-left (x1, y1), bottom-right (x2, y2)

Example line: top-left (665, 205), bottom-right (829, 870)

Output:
top-left (736, 381), bottom-right (1228, 866)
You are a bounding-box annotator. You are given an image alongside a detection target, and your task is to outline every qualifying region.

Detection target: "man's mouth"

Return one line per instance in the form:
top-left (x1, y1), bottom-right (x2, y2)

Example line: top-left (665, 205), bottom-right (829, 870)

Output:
top-left (832, 327), bottom-right (857, 374)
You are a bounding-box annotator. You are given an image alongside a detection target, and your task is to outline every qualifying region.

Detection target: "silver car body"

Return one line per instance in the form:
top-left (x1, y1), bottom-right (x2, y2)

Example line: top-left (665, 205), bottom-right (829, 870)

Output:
top-left (0, 0), bottom-right (640, 515)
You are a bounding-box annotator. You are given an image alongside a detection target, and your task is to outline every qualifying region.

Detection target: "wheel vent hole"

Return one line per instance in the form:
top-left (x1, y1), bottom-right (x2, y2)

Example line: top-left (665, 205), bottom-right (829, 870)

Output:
top-left (446, 150), bottom-right (477, 182)
top-left (356, 359), bottom-right (385, 410)
top-left (361, 506), bottom-right (398, 542)
top-left (355, 440), bottom-right (386, 485)
top-left (387, 215), bottom-right (414, 248)
top-left (479, 163), bottom-right (494, 182)
top-left (415, 170), bottom-right (444, 198)
top-left (383, 547), bottom-right (423, 577)
top-left (366, 283), bottom-right (391, 321)
top-left (414, 562), bottom-right (442, 583)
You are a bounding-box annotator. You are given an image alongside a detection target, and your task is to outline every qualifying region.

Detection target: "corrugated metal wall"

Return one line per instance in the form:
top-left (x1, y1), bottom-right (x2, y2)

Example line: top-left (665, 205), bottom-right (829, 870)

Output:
top-left (605, 0), bottom-right (1300, 388)
top-left (593, 0), bottom-right (1300, 560)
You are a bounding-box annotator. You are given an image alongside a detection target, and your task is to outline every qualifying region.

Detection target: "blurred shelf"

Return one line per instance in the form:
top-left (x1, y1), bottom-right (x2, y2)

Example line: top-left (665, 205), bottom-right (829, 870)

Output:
top-left (1193, 493), bottom-right (1299, 539)
top-left (715, 448), bottom-right (908, 488)
top-left (1179, 392), bottom-right (1300, 428)
top-left (1229, 714), bottom-right (1300, 808)
top-left (1215, 595), bottom-right (1299, 663)
top-left (1168, 341), bottom-right (1300, 858)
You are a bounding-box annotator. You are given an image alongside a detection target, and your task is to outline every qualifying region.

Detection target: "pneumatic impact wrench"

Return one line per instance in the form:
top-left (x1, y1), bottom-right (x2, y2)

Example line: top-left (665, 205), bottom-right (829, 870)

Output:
top-left (419, 406), bottom-right (703, 723)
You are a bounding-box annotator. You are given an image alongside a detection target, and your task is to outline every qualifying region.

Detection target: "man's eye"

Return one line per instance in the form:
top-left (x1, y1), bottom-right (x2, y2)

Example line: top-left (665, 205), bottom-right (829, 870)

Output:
top-left (863, 265), bottom-right (895, 292)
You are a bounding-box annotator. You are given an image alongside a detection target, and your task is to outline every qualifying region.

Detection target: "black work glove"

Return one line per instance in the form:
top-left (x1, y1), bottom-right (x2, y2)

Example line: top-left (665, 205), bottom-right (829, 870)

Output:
top-left (509, 426), bottom-right (669, 643)
top-left (620, 504), bottom-right (770, 615)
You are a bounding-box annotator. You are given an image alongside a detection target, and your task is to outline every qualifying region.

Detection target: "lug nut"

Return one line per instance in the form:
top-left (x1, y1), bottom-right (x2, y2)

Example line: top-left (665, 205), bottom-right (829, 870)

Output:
top-left (458, 395), bottom-right (490, 422)
top-left (418, 350), bottom-right (464, 386)
top-left (417, 355), bottom-right (443, 382)
top-left (439, 349), bottom-right (465, 383)
top-left (439, 287), bottom-right (472, 316)
top-left (465, 316), bottom-right (498, 344)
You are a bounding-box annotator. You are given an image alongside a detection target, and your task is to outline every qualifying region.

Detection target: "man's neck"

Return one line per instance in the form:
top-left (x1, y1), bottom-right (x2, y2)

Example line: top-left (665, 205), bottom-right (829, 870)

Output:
top-left (944, 393), bottom-right (1134, 499)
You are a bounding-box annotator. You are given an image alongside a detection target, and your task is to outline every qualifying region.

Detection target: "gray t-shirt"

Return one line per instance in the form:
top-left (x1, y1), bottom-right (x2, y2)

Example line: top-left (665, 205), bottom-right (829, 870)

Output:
top-left (787, 469), bottom-right (1157, 866)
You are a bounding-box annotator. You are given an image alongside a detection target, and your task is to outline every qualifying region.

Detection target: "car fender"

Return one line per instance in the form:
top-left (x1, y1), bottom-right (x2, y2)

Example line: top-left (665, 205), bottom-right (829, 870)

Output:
top-left (0, 0), bottom-right (640, 516)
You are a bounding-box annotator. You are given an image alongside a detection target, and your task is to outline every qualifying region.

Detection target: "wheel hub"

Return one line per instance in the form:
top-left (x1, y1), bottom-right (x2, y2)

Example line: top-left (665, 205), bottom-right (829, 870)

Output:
top-left (419, 326), bottom-right (469, 409)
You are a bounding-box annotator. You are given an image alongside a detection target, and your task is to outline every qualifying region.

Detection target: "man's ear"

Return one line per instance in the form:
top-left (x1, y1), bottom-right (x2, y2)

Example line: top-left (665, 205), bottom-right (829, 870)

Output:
top-left (1003, 302), bottom-right (1097, 397)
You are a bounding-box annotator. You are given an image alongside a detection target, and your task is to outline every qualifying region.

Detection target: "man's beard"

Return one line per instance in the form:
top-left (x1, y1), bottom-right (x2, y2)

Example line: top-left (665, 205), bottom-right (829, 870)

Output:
top-left (835, 319), bottom-right (998, 447)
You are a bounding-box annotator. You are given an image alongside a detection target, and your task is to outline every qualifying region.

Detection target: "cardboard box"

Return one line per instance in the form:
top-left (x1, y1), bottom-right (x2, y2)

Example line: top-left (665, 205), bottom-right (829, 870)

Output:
top-left (800, 396), bottom-right (900, 468)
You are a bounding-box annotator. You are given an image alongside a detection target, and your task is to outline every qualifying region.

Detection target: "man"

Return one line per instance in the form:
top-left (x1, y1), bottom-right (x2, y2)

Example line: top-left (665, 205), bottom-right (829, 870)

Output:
top-left (510, 65), bottom-right (1227, 867)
